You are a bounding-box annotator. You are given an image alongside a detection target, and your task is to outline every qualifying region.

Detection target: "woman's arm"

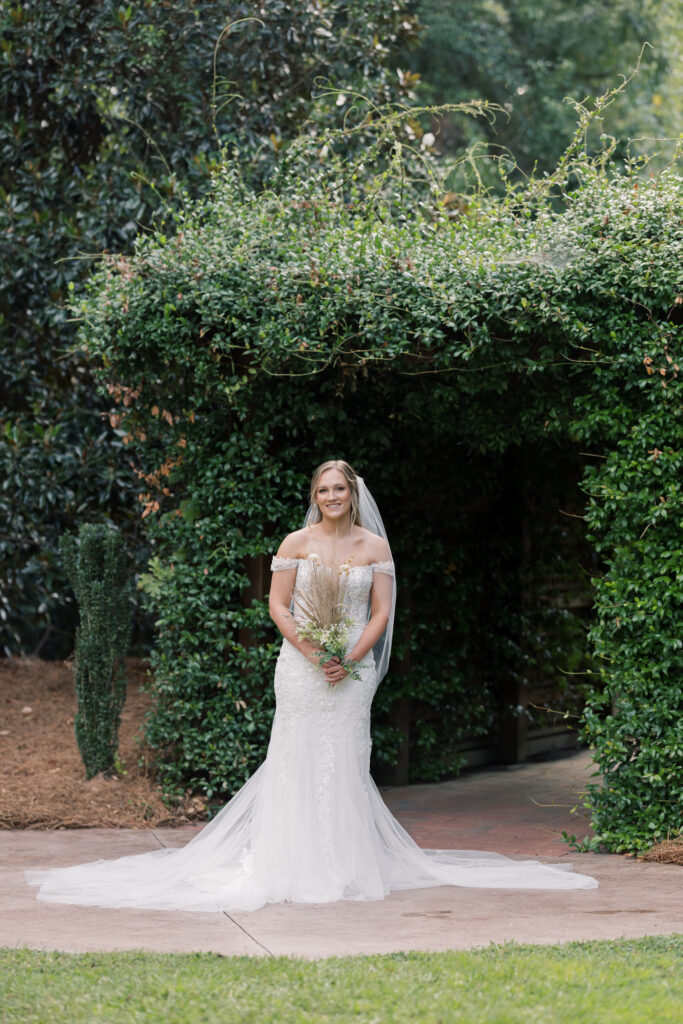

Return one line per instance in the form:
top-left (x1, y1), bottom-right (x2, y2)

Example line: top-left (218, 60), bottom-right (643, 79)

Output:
top-left (268, 553), bottom-right (323, 667)
top-left (348, 570), bottom-right (392, 662)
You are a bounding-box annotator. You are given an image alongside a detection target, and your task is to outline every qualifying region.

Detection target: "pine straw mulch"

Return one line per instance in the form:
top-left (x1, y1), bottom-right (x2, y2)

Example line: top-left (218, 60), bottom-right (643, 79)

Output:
top-left (0, 656), bottom-right (208, 830)
top-left (639, 837), bottom-right (683, 865)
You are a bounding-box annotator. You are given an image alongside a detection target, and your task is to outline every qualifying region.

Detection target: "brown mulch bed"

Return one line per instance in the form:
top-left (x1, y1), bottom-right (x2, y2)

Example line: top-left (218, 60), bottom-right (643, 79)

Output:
top-left (640, 837), bottom-right (683, 865)
top-left (0, 656), bottom-right (208, 830)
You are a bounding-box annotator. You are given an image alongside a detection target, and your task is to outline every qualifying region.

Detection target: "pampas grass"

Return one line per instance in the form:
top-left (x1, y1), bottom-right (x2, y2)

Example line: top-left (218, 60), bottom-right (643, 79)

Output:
top-left (294, 557), bottom-right (349, 629)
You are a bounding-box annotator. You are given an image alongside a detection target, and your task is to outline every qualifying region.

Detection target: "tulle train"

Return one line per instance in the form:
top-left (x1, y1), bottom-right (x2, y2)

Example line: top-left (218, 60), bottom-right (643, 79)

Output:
top-left (27, 716), bottom-right (597, 913)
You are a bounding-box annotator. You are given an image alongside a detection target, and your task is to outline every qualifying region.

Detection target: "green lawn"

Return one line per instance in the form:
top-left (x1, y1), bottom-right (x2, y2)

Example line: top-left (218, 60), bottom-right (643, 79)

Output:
top-left (1, 936), bottom-right (681, 1023)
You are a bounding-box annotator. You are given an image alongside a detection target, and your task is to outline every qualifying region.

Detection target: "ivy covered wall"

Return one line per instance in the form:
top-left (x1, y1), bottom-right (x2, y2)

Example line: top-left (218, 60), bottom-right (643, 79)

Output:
top-left (78, 163), bottom-right (682, 851)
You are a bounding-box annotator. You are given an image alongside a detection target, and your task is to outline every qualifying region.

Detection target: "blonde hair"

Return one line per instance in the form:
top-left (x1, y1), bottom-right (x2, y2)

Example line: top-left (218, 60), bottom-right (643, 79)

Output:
top-left (309, 460), bottom-right (362, 526)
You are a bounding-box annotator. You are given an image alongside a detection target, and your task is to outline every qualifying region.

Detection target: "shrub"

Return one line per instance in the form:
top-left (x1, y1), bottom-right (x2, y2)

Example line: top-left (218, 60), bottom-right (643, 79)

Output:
top-left (60, 524), bottom-right (132, 778)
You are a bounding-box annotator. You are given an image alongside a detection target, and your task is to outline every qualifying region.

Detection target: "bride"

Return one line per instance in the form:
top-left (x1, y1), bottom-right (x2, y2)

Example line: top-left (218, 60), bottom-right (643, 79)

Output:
top-left (27, 459), bottom-right (597, 911)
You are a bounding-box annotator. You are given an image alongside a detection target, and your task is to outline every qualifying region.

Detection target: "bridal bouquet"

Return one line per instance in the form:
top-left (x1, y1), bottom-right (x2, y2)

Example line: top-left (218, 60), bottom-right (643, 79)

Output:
top-left (295, 554), bottom-right (361, 684)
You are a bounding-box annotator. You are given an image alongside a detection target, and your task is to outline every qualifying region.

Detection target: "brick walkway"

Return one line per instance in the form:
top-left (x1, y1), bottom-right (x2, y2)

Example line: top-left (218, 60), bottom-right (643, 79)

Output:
top-left (382, 749), bottom-right (595, 858)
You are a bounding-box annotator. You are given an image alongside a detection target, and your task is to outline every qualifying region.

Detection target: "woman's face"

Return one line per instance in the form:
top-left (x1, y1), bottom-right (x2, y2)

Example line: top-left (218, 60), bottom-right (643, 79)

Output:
top-left (315, 469), bottom-right (352, 522)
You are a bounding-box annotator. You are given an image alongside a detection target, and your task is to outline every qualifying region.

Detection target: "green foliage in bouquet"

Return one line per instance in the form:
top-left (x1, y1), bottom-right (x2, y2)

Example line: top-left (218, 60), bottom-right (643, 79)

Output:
top-left (60, 524), bottom-right (132, 778)
top-left (73, 105), bottom-right (682, 849)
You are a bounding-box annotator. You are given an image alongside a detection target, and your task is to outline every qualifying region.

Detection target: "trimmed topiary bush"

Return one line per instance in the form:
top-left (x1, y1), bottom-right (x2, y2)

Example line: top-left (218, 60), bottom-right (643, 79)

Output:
top-left (60, 524), bottom-right (132, 778)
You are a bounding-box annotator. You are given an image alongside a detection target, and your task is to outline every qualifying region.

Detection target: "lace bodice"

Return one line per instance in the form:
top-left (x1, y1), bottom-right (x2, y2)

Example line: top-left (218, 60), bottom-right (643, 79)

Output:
top-left (271, 556), bottom-right (395, 642)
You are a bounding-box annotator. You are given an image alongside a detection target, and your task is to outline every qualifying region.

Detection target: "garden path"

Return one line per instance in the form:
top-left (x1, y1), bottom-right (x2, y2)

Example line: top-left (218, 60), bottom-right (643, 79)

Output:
top-left (2, 751), bottom-right (681, 957)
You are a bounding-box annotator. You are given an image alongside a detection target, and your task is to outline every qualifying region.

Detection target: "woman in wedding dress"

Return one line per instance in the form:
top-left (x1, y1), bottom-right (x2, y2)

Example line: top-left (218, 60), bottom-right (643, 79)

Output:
top-left (27, 460), bottom-right (597, 912)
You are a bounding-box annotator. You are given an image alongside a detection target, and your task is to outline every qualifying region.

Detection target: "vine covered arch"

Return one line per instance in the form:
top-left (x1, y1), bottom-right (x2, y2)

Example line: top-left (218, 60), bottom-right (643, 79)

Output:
top-left (81, 164), bottom-right (682, 852)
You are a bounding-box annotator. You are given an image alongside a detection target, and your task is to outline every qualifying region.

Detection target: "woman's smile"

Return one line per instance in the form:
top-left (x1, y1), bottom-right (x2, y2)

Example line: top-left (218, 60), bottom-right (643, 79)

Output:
top-left (315, 468), bottom-right (353, 522)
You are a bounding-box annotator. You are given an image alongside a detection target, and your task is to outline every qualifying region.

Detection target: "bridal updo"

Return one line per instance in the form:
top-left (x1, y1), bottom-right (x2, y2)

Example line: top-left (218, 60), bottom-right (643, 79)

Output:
top-left (308, 459), bottom-right (362, 527)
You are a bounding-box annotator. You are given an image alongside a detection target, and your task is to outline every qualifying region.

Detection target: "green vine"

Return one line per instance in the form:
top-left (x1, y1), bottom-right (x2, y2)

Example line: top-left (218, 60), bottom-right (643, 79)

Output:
top-left (75, 142), bottom-right (682, 848)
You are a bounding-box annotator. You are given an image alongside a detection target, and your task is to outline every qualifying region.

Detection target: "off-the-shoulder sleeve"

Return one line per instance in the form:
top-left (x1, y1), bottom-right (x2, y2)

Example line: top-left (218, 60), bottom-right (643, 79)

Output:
top-left (372, 560), bottom-right (395, 577)
top-left (271, 556), bottom-right (299, 572)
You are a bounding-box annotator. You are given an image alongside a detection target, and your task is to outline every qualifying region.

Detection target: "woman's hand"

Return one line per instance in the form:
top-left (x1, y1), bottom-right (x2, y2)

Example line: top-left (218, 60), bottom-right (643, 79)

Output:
top-left (324, 656), bottom-right (348, 687)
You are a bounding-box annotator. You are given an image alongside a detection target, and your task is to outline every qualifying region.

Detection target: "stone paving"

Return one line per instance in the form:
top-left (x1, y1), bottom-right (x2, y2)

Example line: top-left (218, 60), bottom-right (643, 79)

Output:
top-left (1, 751), bottom-right (681, 958)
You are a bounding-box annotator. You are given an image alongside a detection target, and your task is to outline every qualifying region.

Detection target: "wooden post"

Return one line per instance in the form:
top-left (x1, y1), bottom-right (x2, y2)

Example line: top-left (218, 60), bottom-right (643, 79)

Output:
top-left (497, 447), bottom-right (529, 764)
top-left (238, 554), bottom-right (268, 650)
top-left (388, 696), bottom-right (411, 785)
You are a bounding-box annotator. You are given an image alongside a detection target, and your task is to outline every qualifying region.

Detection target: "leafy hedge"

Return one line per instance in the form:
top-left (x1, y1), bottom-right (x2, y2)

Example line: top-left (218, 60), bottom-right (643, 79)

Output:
top-left (77, 160), bottom-right (682, 849)
top-left (0, 0), bottom-right (420, 656)
top-left (568, 183), bottom-right (683, 851)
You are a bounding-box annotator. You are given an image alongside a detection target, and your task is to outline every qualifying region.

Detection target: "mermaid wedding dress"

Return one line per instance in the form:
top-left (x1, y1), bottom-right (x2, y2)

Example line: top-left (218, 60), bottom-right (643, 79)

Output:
top-left (26, 556), bottom-right (597, 912)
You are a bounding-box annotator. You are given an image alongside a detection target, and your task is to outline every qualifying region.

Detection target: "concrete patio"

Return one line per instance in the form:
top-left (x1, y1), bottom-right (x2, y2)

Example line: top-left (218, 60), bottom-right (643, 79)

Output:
top-left (1, 751), bottom-right (680, 958)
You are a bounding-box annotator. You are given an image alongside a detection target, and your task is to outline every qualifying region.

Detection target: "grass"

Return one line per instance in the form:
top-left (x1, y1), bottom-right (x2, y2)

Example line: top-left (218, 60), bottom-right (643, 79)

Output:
top-left (1, 936), bottom-right (681, 1023)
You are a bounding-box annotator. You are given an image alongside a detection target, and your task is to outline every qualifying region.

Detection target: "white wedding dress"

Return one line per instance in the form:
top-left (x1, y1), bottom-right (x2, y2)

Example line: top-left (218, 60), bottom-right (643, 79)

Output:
top-left (26, 557), bottom-right (597, 912)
